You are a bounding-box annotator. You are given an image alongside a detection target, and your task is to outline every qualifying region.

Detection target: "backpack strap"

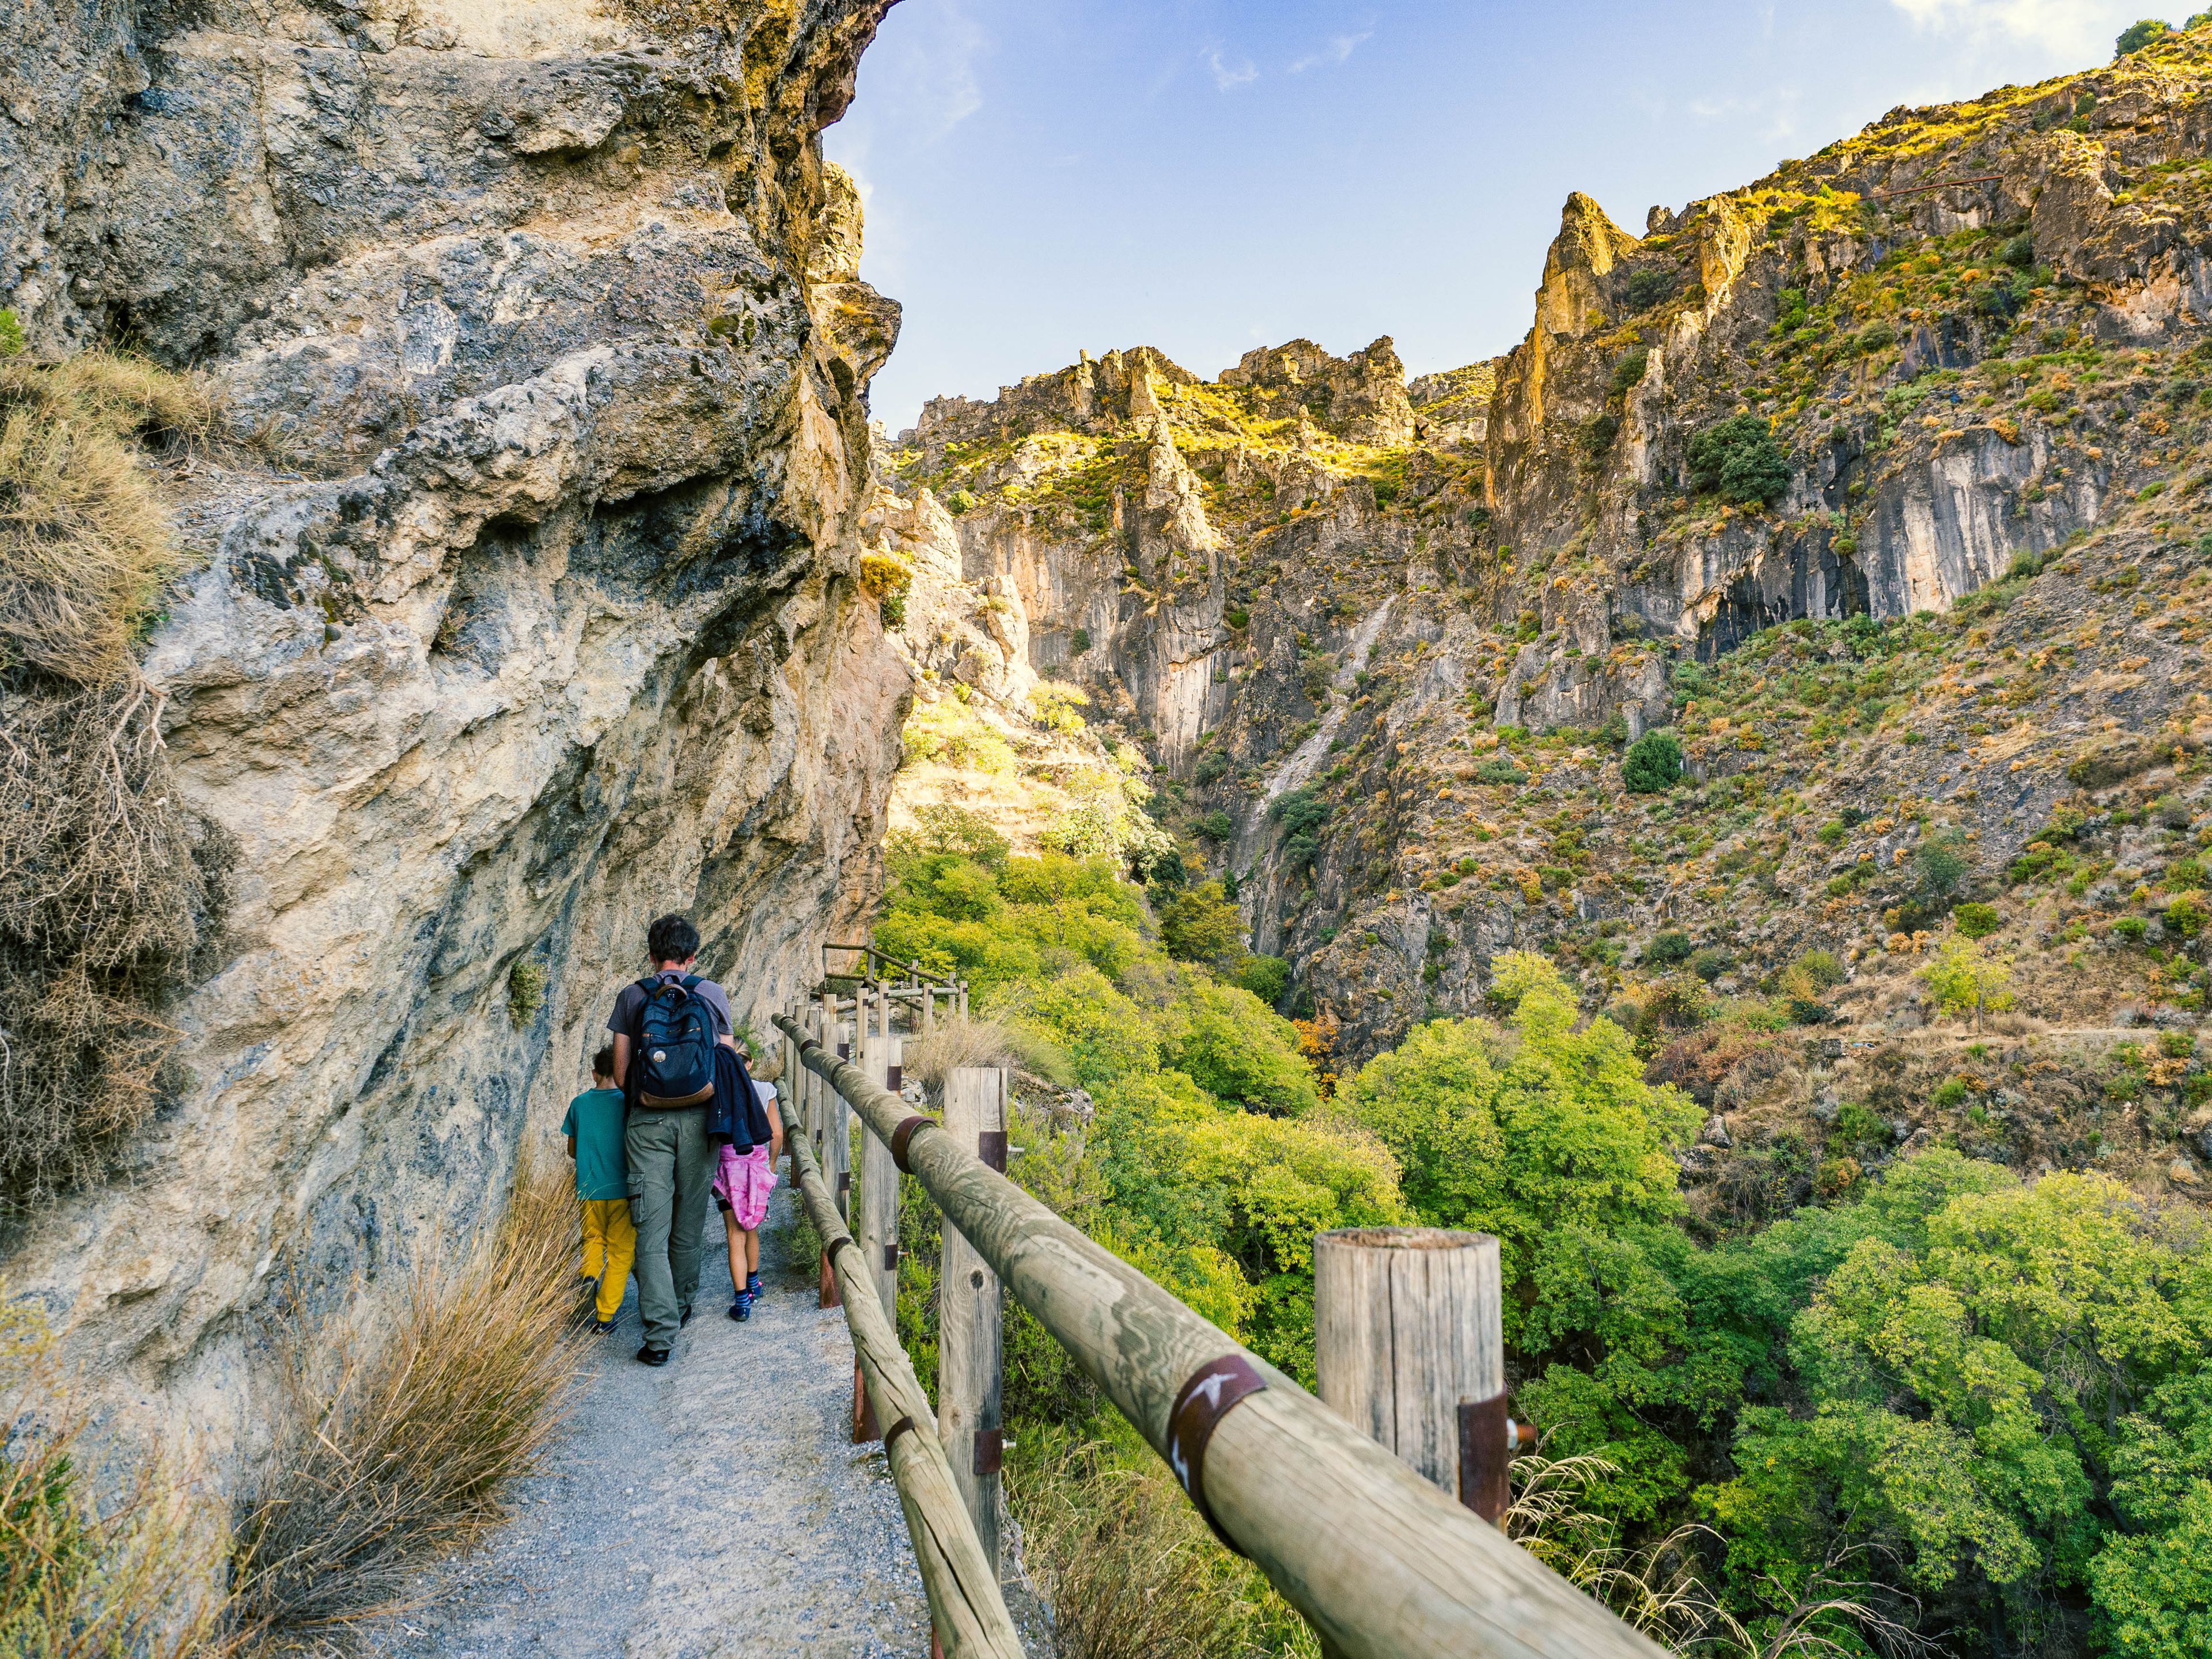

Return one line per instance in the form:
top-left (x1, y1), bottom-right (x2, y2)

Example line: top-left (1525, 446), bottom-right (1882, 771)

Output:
top-left (623, 978), bottom-right (662, 1113)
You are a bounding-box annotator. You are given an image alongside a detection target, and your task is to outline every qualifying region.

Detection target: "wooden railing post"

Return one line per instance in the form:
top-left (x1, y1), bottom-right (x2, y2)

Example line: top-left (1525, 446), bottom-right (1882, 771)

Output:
top-left (1315, 1229), bottom-right (1511, 1524)
top-left (773, 1088), bottom-right (1024, 1659)
top-left (940, 1065), bottom-right (1007, 1574)
top-left (783, 998), bottom-right (805, 1184)
top-left (857, 982), bottom-right (904, 1444)
top-left (818, 988), bottom-right (848, 1309)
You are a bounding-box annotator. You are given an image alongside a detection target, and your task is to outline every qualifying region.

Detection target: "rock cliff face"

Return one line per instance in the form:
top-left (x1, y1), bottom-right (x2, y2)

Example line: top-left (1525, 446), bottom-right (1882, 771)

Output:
top-left (1, 0), bottom-right (907, 1457)
top-left (887, 29), bottom-right (2212, 1070)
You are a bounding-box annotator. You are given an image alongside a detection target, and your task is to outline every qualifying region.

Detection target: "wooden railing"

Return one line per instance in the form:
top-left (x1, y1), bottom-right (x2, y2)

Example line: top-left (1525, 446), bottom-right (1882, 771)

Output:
top-left (775, 1082), bottom-right (1023, 1656)
top-left (821, 943), bottom-right (968, 1024)
top-left (771, 1006), bottom-right (1665, 1659)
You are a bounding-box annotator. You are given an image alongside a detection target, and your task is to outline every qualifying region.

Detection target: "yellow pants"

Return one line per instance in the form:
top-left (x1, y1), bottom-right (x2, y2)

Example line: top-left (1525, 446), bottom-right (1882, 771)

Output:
top-left (579, 1198), bottom-right (637, 1324)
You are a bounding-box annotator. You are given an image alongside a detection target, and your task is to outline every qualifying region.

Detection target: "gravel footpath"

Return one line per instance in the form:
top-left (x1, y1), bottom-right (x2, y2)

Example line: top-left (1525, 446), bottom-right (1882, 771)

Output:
top-left (360, 1180), bottom-right (931, 1658)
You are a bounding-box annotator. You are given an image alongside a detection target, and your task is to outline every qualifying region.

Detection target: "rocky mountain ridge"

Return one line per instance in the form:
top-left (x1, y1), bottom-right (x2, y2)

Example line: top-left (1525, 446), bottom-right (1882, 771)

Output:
top-left (871, 27), bottom-right (2212, 1201)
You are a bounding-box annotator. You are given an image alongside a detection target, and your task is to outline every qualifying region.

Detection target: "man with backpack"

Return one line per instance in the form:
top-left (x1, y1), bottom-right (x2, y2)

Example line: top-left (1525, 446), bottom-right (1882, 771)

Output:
top-left (608, 914), bottom-right (737, 1367)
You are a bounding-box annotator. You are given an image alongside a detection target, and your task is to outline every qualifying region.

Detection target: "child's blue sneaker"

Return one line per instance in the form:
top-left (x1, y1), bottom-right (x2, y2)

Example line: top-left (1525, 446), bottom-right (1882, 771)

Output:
top-left (728, 1290), bottom-right (752, 1323)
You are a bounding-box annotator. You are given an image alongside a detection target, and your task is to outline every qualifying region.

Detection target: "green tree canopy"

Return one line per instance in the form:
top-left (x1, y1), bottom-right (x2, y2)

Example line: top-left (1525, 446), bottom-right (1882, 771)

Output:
top-left (1622, 730), bottom-right (1683, 793)
top-left (1688, 414), bottom-right (1791, 506)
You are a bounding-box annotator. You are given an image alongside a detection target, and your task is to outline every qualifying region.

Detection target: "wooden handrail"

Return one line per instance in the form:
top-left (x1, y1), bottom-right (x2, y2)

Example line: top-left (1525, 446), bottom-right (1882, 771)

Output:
top-left (824, 941), bottom-right (961, 990)
top-left (775, 1088), bottom-right (1022, 1658)
top-left (773, 1014), bottom-right (1663, 1659)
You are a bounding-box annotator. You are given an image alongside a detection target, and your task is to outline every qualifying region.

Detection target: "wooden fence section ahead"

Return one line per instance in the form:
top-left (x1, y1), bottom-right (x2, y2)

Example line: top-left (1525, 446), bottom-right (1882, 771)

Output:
top-left (772, 1012), bottom-right (1665, 1659)
top-left (774, 1083), bottom-right (1024, 1659)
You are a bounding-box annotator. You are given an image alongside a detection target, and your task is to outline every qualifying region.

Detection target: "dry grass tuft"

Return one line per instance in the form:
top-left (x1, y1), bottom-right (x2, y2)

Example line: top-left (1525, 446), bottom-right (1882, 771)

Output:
top-left (0, 1291), bottom-right (230, 1657)
top-left (0, 353), bottom-right (208, 685)
top-left (229, 1150), bottom-right (586, 1646)
top-left (902, 1016), bottom-right (1020, 1093)
top-left (1505, 1450), bottom-right (1930, 1658)
top-left (0, 351), bottom-right (219, 1217)
top-left (0, 683), bottom-right (213, 1212)
top-left (1011, 1433), bottom-right (1317, 1659)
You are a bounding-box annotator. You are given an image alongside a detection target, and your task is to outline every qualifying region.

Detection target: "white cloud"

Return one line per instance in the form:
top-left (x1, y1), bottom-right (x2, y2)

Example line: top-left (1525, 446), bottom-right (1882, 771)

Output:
top-left (1887, 0), bottom-right (2121, 55)
top-left (1207, 46), bottom-right (1259, 90)
top-left (1289, 30), bottom-right (1373, 73)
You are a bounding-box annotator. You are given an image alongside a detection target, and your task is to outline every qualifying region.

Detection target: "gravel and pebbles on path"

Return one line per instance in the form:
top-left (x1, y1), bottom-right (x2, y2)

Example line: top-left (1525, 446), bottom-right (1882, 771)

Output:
top-left (361, 1177), bottom-right (931, 1659)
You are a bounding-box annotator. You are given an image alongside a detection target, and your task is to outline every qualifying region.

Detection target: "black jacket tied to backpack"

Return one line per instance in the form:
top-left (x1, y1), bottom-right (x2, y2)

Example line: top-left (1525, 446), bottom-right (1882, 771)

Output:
top-left (707, 1043), bottom-right (772, 1154)
top-left (627, 974), bottom-right (717, 1109)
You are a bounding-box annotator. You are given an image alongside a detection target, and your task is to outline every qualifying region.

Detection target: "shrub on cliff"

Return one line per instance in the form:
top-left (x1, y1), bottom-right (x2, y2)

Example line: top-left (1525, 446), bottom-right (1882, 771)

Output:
top-left (1268, 786), bottom-right (1329, 873)
top-left (1623, 267), bottom-right (1677, 311)
top-left (2118, 18), bottom-right (2173, 55)
top-left (0, 353), bottom-right (221, 1215)
top-left (1918, 936), bottom-right (2014, 1028)
top-left (1233, 953), bottom-right (1288, 1006)
top-left (1621, 730), bottom-right (1683, 793)
top-left (1953, 901), bottom-right (2002, 938)
top-left (1687, 414), bottom-right (1790, 507)
top-left (1914, 827), bottom-right (1970, 897)
top-left (1, 1293), bottom-right (228, 1653)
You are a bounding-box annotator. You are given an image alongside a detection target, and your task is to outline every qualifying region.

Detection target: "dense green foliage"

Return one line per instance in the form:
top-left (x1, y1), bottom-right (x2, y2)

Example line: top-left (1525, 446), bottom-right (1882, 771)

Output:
top-left (1340, 972), bottom-right (2212, 1654)
top-left (2118, 20), bottom-right (2174, 56)
top-left (881, 817), bottom-right (1358, 1382)
top-left (1688, 414), bottom-right (1791, 506)
top-left (878, 813), bottom-right (2212, 1655)
top-left (1622, 730), bottom-right (1684, 793)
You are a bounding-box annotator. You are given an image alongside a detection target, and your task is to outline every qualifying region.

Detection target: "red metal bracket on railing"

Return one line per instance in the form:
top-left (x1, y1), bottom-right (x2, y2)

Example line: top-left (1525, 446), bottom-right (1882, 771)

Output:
top-left (891, 1114), bottom-right (935, 1173)
top-left (1166, 1354), bottom-right (1269, 1555)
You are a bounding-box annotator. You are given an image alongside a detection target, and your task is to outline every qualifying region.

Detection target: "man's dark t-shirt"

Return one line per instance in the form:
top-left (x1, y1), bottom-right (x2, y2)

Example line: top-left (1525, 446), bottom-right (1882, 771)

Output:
top-left (608, 972), bottom-right (735, 1050)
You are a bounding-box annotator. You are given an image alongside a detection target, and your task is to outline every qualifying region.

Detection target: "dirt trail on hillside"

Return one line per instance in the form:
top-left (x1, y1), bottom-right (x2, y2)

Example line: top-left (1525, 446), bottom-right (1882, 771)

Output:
top-left (361, 1181), bottom-right (930, 1659)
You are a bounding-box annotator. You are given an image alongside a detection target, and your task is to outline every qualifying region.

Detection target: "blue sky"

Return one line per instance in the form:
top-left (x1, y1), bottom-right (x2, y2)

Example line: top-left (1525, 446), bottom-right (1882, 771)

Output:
top-left (826, 1), bottom-right (2159, 433)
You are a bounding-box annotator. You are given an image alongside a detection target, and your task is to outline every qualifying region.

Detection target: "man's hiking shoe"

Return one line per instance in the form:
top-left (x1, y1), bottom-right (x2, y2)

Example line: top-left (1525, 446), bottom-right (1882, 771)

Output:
top-left (593, 1319), bottom-right (616, 1335)
top-left (728, 1292), bottom-right (751, 1322)
top-left (637, 1344), bottom-right (671, 1367)
top-left (745, 1271), bottom-right (763, 1298)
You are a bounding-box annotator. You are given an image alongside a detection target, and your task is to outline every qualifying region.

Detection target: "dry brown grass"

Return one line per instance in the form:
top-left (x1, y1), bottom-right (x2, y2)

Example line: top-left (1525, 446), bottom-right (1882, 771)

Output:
top-left (228, 1150), bottom-right (585, 1647)
top-left (0, 352), bottom-right (209, 685)
top-left (0, 681), bottom-right (213, 1213)
top-left (1010, 1432), bottom-right (1318, 1659)
top-left (0, 1291), bottom-right (230, 1658)
top-left (0, 352), bottom-right (218, 1218)
top-left (901, 1016), bottom-right (1020, 1093)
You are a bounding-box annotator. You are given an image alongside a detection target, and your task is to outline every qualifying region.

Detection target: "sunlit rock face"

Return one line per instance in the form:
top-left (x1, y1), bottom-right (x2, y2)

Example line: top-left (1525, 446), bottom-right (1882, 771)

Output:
top-left (1, 0), bottom-right (908, 1462)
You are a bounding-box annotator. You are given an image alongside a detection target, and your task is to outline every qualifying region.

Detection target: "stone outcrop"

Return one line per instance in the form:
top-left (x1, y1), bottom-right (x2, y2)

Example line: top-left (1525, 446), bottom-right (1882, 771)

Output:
top-left (1, 0), bottom-right (906, 1461)
top-left (1218, 336), bottom-right (1415, 444)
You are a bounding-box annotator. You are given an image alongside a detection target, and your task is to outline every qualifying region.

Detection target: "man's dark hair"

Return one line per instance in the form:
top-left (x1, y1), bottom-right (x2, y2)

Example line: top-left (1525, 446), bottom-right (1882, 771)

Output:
top-left (646, 912), bottom-right (700, 965)
top-left (592, 1044), bottom-right (616, 1080)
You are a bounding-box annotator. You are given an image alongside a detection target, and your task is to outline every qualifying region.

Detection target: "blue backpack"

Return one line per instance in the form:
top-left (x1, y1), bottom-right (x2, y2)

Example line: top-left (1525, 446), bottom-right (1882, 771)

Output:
top-left (629, 975), bottom-right (717, 1109)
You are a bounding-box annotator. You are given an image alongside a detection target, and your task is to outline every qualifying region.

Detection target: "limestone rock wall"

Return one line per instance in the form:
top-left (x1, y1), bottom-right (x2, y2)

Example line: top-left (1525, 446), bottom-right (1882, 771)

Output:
top-left (0, 0), bottom-right (907, 1462)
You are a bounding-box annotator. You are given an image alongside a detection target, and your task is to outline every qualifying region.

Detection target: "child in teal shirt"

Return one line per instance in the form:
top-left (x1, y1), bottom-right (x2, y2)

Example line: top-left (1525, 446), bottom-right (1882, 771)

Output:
top-left (562, 1046), bottom-right (632, 1333)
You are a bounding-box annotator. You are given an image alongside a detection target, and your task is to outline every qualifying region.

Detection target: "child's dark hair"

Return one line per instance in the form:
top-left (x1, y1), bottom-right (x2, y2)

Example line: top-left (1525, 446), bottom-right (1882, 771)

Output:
top-left (646, 912), bottom-right (700, 965)
top-left (592, 1044), bottom-right (616, 1080)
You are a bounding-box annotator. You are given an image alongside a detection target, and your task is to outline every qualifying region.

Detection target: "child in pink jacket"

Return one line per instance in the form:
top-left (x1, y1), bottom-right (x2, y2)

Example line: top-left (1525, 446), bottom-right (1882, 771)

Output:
top-left (717, 1062), bottom-right (782, 1320)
